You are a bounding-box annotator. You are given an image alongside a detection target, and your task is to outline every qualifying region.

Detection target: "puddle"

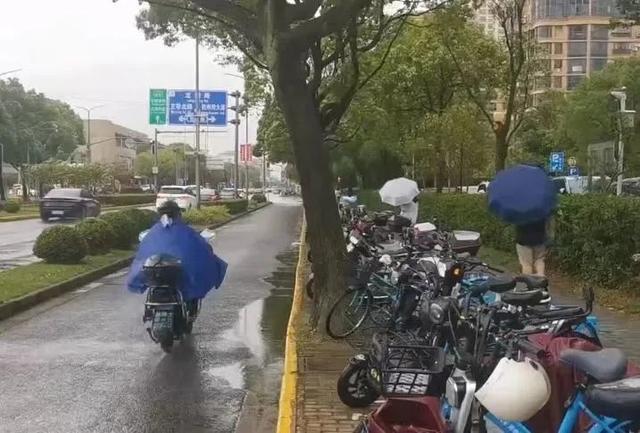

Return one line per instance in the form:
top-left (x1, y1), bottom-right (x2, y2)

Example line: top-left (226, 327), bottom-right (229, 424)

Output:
top-left (233, 247), bottom-right (298, 433)
top-left (207, 362), bottom-right (245, 389)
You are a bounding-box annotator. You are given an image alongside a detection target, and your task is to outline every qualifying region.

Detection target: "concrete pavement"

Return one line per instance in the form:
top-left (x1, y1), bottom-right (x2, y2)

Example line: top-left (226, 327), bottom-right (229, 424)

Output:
top-left (0, 198), bottom-right (302, 433)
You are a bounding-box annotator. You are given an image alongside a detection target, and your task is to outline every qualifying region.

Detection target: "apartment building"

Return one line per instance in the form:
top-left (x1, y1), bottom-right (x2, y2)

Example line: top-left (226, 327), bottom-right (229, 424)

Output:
top-left (529, 0), bottom-right (640, 92)
top-left (82, 119), bottom-right (148, 170)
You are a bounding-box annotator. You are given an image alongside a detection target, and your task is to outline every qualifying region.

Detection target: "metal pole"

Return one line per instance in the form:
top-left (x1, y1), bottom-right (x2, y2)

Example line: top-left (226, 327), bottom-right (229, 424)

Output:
top-left (195, 36), bottom-right (202, 209)
top-left (616, 95), bottom-right (626, 196)
top-left (262, 153), bottom-right (267, 194)
top-left (0, 142), bottom-right (4, 201)
top-left (87, 111), bottom-right (91, 163)
top-left (175, 150), bottom-right (179, 185)
top-left (233, 92), bottom-right (240, 198)
top-left (245, 109), bottom-right (249, 199)
top-left (154, 128), bottom-right (159, 191)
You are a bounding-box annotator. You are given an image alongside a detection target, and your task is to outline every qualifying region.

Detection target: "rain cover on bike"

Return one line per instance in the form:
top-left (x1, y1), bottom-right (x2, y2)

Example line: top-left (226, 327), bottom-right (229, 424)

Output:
top-left (126, 219), bottom-right (227, 300)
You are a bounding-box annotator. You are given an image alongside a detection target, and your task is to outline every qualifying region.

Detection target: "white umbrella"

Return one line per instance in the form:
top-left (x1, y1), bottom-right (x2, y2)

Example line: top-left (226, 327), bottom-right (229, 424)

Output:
top-left (379, 177), bottom-right (420, 206)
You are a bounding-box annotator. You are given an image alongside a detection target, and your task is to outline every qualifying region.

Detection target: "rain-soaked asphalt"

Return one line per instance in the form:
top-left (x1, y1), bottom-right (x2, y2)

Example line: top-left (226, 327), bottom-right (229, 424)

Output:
top-left (0, 197), bottom-right (302, 433)
top-left (0, 218), bottom-right (54, 270)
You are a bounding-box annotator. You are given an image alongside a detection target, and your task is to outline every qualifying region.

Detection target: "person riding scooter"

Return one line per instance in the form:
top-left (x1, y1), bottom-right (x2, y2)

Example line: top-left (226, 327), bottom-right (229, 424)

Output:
top-left (126, 201), bottom-right (227, 320)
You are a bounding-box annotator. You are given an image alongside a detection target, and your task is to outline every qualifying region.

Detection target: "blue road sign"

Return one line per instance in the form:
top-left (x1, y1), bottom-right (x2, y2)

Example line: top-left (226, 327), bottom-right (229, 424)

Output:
top-left (569, 166), bottom-right (579, 176)
top-left (168, 90), bottom-right (227, 126)
top-left (550, 151), bottom-right (565, 173)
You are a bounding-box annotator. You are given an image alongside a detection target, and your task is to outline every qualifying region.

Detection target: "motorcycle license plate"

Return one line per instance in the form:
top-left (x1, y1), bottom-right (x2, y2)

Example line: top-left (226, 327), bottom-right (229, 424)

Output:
top-left (52, 210), bottom-right (64, 215)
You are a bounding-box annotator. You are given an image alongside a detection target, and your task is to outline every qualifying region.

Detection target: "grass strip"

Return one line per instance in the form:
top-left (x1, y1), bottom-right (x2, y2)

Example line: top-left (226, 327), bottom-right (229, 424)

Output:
top-left (0, 249), bottom-right (133, 304)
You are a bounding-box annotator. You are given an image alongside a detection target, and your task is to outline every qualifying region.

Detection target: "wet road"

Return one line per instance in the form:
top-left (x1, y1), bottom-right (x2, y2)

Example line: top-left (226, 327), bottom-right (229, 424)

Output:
top-left (0, 218), bottom-right (55, 270)
top-left (0, 198), bottom-right (302, 433)
top-left (0, 206), bottom-right (155, 271)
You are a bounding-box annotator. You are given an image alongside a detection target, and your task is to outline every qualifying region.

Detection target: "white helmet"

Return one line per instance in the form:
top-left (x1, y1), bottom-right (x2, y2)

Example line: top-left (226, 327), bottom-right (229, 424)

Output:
top-left (475, 357), bottom-right (551, 421)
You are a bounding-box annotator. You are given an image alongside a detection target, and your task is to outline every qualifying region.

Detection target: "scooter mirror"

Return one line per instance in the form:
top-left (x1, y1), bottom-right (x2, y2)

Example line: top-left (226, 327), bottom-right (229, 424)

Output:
top-left (138, 230), bottom-right (149, 242)
top-left (200, 229), bottom-right (216, 243)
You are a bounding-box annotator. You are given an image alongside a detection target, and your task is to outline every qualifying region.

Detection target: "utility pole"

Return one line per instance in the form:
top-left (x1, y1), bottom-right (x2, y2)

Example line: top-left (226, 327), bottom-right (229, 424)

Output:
top-left (610, 89), bottom-right (627, 196)
top-left (262, 152), bottom-right (267, 195)
top-left (194, 36), bottom-right (202, 209)
top-left (229, 91), bottom-right (242, 198)
top-left (0, 142), bottom-right (4, 201)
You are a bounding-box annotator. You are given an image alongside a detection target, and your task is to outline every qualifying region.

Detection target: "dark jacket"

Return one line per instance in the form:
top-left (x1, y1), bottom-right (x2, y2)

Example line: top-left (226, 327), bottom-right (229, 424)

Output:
top-left (515, 219), bottom-right (547, 247)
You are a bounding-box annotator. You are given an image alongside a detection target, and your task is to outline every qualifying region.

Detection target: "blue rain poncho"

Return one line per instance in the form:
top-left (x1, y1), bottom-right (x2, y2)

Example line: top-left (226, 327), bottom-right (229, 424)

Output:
top-left (126, 218), bottom-right (227, 300)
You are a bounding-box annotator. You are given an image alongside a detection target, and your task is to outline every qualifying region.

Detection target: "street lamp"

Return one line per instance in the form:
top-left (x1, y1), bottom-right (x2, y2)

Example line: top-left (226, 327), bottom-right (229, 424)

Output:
top-left (229, 90), bottom-right (242, 197)
top-left (0, 69), bottom-right (21, 78)
top-left (75, 104), bottom-right (106, 164)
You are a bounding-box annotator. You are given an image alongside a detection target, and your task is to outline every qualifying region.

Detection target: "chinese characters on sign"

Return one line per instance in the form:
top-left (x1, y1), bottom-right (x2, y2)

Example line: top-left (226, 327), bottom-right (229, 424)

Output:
top-left (167, 90), bottom-right (228, 126)
top-left (240, 144), bottom-right (253, 163)
top-left (149, 89), bottom-right (167, 125)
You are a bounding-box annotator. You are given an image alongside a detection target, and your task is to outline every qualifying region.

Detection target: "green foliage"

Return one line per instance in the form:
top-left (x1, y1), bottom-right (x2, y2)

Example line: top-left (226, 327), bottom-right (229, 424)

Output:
top-left (96, 194), bottom-right (156, 206)
top-left (182, 206), bottom-right (230, 226)
top-left (33, 225), bottom-right (88, 264)
top-left (119, 208), bottom-right (158, 234)
top-left (251, 193), bottom-right (267, 203)
top-left (3, 200), bottom-right (21, 213)
top-left (220, 199), bottom-right (248, 215)
top-left (75, 218), bottom-right (115, 255)
top-left (418, 193), bottom-right (640, 289)
top-left (100, 211), bottom-right (137, 249)
top-left (0, 79), bottom-right (85, 167)
top-left (29, 163), bottom-right (114, 190)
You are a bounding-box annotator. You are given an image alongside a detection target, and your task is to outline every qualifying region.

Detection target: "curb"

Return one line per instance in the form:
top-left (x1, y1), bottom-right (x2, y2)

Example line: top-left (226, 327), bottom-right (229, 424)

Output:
top-left (208, 201), bottom-right (272, 229)
top-left (276, 216), bottom-right (307, 433)
top-left (0, 202), bottom-right (273, 322)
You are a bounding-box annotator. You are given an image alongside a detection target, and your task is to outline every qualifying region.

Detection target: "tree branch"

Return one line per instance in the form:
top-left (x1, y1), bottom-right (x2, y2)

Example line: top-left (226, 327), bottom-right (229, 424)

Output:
top-left (285, 0), bottom-right (372, 45)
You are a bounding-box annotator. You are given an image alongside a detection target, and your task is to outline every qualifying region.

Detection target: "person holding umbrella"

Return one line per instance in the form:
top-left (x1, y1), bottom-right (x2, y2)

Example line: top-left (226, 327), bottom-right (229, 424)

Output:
top-left (488, 165), bottom-right (557, 277)
top-left (379, 177), bottom-right (420, 224)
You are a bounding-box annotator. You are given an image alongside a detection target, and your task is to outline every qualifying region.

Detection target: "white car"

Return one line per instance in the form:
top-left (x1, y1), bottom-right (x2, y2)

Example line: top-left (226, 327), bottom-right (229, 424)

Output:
top-left (219, 188), bottom-right (236, 199)
top-left (187, 185), bottom-right (218, 202)
top-left (156, 185), bottom-right (198, 211)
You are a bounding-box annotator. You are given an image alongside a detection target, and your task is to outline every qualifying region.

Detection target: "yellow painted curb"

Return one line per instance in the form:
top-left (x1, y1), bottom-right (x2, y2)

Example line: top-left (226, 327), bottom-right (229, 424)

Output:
top-left (276, 217), bottom-right (307, 433)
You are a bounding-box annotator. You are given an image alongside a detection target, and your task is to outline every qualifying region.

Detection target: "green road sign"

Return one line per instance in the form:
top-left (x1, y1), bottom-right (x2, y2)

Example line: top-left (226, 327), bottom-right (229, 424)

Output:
top-left (149, 89), bottom-right (167, 125)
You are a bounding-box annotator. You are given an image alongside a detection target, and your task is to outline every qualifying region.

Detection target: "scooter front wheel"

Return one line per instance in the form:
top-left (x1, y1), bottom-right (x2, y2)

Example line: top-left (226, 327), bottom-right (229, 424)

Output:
top-left (337, 357), bottom-right (379, 408)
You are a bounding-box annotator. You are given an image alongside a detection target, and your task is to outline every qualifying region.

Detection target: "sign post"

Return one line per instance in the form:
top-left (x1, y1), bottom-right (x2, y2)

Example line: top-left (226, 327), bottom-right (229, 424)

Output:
top-left (149, 89), bottom-right (167, 125)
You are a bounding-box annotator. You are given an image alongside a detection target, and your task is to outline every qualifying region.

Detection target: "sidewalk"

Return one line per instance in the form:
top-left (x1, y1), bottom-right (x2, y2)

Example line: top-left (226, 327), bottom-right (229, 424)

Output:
top-left (295, 303), bottom-right (372, 433)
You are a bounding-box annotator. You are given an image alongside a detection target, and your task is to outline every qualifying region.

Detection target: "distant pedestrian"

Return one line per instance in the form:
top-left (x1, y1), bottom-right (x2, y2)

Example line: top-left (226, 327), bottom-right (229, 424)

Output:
top-left (515, 218), bottom-right (550, 276)
top-left (399, 196), bottom-right (419, 225)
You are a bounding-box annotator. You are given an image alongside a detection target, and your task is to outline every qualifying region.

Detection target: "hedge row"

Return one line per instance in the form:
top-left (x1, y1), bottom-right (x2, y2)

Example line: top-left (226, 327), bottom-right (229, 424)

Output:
top-left (219, 199), bottom-right (248, 215)
top-left (183, 206), bottom-right (230, 226)
top-left (96, 194), bottom-right (156, 206)
top-left (417, 194), bottom-right (640, 289)
top-left (33, 209), bottom-right (158, 264)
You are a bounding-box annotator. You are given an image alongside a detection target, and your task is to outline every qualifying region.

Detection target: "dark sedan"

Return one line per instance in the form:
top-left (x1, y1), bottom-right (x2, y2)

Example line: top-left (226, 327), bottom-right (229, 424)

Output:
top-left (39, 188), bottom-right (101, 221)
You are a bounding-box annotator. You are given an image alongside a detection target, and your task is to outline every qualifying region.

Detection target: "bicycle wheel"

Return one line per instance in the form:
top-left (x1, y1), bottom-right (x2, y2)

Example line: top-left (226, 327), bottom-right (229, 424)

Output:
top-left (326, 288), bottom-right (371, 339)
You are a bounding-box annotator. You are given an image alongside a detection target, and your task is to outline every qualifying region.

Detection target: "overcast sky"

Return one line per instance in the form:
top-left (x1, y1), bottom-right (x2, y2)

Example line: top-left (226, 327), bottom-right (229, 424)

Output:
top-left (0, 0), bottom-right (256, 156)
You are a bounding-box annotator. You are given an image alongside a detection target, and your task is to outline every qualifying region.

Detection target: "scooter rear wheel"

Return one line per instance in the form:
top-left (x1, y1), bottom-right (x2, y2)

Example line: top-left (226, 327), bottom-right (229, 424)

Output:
top-left (337, 359), bottom-right (379, 408)
top-left (160, 336), bottom-right (173, 353)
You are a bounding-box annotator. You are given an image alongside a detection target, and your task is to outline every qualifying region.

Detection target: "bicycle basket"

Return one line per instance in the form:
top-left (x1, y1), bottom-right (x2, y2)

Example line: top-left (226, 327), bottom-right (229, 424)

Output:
top-left (370, 332), bottom-right (445, 397)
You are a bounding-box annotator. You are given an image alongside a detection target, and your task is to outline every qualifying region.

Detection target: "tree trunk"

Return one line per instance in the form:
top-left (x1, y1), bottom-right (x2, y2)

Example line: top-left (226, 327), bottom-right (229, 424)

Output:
top-left (0, 161), bottom-right (5, 201)
top-left (270, 45), bottom-right (346, 328)
top-left (494, 130), bottom-right (508, 173)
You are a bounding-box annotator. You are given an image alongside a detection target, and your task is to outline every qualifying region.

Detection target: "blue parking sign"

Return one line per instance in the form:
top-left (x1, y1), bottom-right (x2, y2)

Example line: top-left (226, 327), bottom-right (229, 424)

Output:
top-left (168, 90), bottom-right (227, 126)
top-left (550, 152), bottom-right (565, 173)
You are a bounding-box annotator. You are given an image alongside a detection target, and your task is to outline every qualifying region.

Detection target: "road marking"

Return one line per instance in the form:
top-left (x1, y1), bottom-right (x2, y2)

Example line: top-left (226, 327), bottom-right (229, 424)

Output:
top-left (73, 282), bottom-right (103, 294)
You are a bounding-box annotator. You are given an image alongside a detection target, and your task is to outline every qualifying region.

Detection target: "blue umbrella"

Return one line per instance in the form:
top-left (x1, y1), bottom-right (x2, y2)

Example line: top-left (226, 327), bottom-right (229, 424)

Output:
top-left (488, 165), bottom-right (557, 225)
